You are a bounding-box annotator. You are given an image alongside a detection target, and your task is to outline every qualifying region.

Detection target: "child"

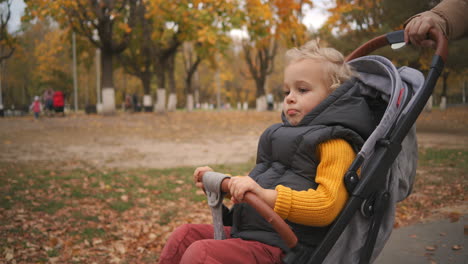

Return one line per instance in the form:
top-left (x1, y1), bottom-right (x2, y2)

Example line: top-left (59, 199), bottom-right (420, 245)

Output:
top-left (30, 96), bottom-right (42, 119)
top-left (159, 40), bottom-right (375, 264)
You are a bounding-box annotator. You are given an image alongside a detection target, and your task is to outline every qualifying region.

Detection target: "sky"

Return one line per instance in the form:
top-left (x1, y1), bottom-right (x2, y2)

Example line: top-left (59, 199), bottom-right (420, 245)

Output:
top-left (302, 0), bottom-right (330, 31)
top-left (7, 0), bottom-right (26, 33)
top-left (8, 0), bottom-right (330, 34)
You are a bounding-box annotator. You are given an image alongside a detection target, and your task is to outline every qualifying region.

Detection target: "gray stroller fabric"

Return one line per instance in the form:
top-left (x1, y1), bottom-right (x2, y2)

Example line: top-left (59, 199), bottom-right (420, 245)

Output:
top-left (203, 171), bottom-right (231, 240)
top-left (202, 55), bottom-right (424, 263)
top-left (322, 55), bottom-right (424, 263)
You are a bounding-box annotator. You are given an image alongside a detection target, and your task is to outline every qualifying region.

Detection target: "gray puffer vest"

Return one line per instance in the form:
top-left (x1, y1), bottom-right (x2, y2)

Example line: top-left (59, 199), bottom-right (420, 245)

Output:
top-left (228, 78), bottom-right (376, 251)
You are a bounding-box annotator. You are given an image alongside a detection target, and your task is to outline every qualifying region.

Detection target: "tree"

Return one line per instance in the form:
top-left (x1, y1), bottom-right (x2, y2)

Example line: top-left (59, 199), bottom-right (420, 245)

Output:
top-left (0, 0), bottom-right (14, 62)
top-left (438, 39), bottom-right (468, 109)
top-left (146, 0), bottom-right (241, 112)
top-left (179, 0), bottom-right (241, 111)
top-left (118, 1), bottom-right (154, 111)
top-left (241, 0), bottom-right (311, 111)
top-left (0, 0), bottom-right (15, 111)
top-left (321, 0), bottom-right (438, 62)
top-left (182, 42), bottom-right (202, 111)
top-left (25, 0), bottom-right (138, 114)
top-left (321, 0), bottom-right (468, 110)
top-left (3, 20), bottom-right (51, 109)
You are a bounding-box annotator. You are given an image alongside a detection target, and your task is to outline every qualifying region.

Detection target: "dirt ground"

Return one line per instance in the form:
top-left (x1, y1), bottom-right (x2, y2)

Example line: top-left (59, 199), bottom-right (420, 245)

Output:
top-left (0, 107), bottom-right (466, 263)
top-left (0, 108), bottom-right (467, 170)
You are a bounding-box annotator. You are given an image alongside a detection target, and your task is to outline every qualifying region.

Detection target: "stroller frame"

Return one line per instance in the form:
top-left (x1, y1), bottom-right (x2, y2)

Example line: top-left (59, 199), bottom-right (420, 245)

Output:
top-left (305, 28), bottom-right (447, 264)
top-left (202, 29), bottom-right (448, 264)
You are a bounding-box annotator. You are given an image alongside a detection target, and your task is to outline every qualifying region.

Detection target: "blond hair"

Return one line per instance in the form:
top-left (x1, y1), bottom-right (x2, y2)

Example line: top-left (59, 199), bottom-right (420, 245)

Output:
top-left (285, 39), bottom-right (354, 90)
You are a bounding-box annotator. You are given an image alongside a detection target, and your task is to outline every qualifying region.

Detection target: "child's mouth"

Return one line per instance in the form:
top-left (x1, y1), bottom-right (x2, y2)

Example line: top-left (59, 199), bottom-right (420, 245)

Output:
top-left (287, 109), bottom-right (298, 115)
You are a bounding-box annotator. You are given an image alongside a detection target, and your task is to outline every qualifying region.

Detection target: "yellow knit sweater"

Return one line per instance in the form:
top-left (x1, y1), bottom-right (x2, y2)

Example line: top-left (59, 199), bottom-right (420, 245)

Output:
top-left (273, 138), bottom-right (354, 227)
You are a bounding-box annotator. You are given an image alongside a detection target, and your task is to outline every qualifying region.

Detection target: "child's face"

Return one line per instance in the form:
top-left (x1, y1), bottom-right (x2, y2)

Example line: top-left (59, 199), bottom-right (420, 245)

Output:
top-left (283, 59), bottom-right (331, 126)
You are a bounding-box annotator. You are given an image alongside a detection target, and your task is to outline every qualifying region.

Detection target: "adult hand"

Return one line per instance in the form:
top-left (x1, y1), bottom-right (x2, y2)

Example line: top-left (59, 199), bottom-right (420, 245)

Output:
top-left (193, 166), bottom-right (213, 189)
top-left (404, 11), bottom-right (445, 49)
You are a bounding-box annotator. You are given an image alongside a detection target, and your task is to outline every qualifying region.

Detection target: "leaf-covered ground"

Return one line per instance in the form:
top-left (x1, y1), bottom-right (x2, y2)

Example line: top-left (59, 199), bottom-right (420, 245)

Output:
top-left (0, 108), bottom-right (467, 263)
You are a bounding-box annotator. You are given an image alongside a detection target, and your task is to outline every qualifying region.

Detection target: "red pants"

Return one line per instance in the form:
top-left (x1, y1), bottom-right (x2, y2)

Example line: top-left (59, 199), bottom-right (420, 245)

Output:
top-left (158, 224), bottom-right (284, 264)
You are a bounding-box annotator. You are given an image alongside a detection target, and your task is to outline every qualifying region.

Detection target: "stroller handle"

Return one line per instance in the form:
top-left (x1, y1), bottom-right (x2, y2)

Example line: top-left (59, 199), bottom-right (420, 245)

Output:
top-left (345, 28), bottom-right (448, 62)
top-left (214, 177), bottom-right (299, 248)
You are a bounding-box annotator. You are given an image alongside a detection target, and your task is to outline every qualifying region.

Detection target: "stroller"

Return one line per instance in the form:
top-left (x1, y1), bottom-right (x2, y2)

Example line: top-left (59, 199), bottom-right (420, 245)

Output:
top-left (201, 29), bottom-right (447, 264)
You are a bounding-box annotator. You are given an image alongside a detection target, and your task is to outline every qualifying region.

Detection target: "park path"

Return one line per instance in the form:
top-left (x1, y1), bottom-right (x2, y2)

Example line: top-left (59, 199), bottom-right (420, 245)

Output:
top-left (0, 111), bottom-right (467, 169)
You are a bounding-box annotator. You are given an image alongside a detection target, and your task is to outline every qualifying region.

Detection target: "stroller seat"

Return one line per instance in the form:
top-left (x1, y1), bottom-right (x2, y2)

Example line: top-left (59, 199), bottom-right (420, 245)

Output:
top-left (201, 29), bottom-right (448, 264)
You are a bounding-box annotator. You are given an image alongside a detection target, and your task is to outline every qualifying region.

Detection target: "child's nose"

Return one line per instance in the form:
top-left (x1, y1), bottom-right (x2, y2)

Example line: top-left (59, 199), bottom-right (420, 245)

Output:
top-left (285, 92), bottom-right (296, 104)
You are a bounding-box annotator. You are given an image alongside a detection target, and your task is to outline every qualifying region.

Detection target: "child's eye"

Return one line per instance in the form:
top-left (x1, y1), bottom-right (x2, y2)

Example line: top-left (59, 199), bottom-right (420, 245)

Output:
top-left (298, 87), bottom-right (308, 93)
top-left (283, 90), bottom-right (290, 96)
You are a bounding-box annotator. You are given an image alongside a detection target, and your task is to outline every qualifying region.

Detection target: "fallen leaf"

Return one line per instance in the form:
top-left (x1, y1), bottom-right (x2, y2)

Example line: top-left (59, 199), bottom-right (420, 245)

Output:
top-left (452, 245), bottom-right (462, 251)
top-left (114, 242), bottom-right (126, 254)
top-left (425, 245), bottom-right (437, 251)
top-left (92, 238), bottom-right (102, 245)
top-left (5, 248), bottom-right (13, 261)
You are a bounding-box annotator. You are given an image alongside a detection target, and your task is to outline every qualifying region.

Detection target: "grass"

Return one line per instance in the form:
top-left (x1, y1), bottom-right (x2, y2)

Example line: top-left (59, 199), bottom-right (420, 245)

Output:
top-left (80, 227), bottom-right (106, 241)
top-left (0, 148), bottom-right (465, 262)
top-left (0, 161), bottom-right (255, 217)
top-left (0, 148), bottom-right (464, 216)
top-left (32, 200), bottom-right (66, 214)
top-left (395, 147), bottom-right (467, 226)
top-left (418, 148), bottom-right (468, 169)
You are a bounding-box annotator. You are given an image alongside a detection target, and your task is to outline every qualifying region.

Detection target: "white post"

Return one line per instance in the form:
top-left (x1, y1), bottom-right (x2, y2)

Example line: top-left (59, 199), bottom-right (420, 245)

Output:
top-left (143, 94), bottom-right (152, 111)
top-left (155, 88), bottom-right (166, 112)
top-left (72, 32), bottom-right (78, 112)
top-left (215, 54), bottom-right (221, 110)
top-left (186, 94), bottom-right (194, 112)
top-left (0, 61), bottom-right (3, 111)
top-left (463, 80), bottom-right (466, 104)
top-left (93, 30), bottom-right (102, 113)
top-left (95, 48), bottom-right (102, 113)
top-left (440, 96), bottom-right (447, 110)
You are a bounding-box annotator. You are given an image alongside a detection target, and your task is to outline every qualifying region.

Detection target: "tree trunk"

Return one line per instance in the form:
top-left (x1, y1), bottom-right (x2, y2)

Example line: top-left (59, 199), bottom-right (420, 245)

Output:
top-left (425, 95), bottom-right (433, 112)
top-left (255, 77), bottom-right (267, 111)
top-left (168, 93), bottom-right (177, 111)
top-left (101, 49), bottom-right (115, 114)
top-left (185, 74), bottom-right (193, 111)
top-left (440, 71), bottom-right (449, 111)
top-left (155, 60), bottom-right (166, 113)
top-left (141, 73), bottom-right (152, 112)
top-left (256, 96), bottom-right (267, 111)
top-left (167, 53), bottom-right (177, 111)
top-left (186, 94), bottom-right (194, 112)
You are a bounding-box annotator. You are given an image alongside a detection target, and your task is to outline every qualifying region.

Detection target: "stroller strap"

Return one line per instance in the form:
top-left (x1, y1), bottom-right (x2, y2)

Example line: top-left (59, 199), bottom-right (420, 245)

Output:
top-left (203, 171), bottom-right (231, 240)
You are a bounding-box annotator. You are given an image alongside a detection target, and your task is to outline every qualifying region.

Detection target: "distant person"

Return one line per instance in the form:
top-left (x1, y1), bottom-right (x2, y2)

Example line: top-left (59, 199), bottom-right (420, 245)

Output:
top-left (132, 93), bottom-right (140, 112)
top-left (267, 93), bottom-right (274, 111)
top-left (125, 94), bottom-right (132, 112)
top-left (43, 88), bottom-right (54, 116)
top-left (30, 96), bottom-right (42, 119)
top-left (404, 0), bottom-right (468, 48)
top-left (53, 91), bottom-right (65, 116)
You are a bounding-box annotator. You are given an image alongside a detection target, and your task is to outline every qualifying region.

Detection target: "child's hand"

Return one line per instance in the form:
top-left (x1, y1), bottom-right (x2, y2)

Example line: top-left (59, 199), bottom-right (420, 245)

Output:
top-left (228, 176), bottom-right (263, 204)
top-left (193, 166), bottom-right (213, 189)
top-left (228, 176), bottom-right (278, 208)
